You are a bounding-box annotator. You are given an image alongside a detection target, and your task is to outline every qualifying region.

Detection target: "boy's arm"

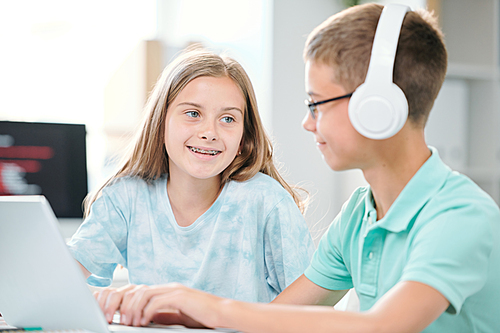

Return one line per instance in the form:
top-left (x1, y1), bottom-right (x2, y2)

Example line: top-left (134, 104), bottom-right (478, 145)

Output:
top-left (272, 274), bottom-right (349, 306)
top-left (129, 280), bottom-right (448, 333)
top-left (218, 280), bottom-right (449, 333)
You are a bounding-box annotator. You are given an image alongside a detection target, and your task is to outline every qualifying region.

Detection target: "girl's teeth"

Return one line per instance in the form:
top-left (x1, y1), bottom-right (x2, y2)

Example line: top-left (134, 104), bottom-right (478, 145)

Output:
top-left (190, 147), bottom-right (219, 155)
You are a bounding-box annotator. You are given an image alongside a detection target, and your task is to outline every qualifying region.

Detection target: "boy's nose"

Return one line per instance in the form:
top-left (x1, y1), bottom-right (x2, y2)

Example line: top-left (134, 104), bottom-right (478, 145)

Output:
top-left (302, 111), bottom-right (316, 133)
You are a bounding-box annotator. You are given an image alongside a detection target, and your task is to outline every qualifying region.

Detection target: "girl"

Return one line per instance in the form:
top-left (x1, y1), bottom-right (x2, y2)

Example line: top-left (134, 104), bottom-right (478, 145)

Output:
top-left (67, 47), bottom-right (314, 321)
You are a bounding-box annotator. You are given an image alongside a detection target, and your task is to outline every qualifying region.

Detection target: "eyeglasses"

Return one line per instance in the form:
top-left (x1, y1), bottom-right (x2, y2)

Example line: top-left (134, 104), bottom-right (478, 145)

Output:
top-left (304, 92), bottom-right (353, 119)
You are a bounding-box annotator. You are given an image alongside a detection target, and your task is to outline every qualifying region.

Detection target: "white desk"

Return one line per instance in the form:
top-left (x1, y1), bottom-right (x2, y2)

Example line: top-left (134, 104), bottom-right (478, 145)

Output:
top-left (1, 316), bottom-right (238, 333)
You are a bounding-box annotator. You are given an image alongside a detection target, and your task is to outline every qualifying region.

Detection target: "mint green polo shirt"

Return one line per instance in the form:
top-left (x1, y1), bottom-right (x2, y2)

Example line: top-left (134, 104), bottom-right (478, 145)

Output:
top-left (305, 147), bottom-right (500, 332)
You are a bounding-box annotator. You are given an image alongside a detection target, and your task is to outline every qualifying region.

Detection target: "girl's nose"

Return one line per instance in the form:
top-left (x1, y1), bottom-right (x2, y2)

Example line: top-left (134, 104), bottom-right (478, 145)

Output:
top-left (199, 122), bottom-right (218, 141)
top-left (201, 134), bottom-right (217, 141)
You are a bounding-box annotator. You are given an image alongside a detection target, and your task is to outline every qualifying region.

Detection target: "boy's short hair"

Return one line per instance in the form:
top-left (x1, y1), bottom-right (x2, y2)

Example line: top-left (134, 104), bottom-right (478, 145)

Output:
top-left (304, 3), bottom-right (447, 127)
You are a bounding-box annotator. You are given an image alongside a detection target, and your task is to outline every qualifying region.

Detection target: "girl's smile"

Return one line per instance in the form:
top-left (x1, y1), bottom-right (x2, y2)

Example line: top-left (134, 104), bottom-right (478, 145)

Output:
top-left (188, 145), bottom-right (222, 157)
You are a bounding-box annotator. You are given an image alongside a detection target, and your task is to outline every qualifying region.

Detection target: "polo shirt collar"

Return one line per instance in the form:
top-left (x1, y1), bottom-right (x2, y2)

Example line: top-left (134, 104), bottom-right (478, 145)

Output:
top-left (366, 146), bottom-right (451, 233)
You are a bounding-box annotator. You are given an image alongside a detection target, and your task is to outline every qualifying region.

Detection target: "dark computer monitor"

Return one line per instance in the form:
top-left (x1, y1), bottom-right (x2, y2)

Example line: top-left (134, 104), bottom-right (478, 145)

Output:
top-left (0, 121), bottom-right (88, 218)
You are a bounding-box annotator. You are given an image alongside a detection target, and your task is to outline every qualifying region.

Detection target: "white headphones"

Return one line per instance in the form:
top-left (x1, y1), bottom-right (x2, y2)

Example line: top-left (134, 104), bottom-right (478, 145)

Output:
top-left (348, 4), bottom-right (410, 140)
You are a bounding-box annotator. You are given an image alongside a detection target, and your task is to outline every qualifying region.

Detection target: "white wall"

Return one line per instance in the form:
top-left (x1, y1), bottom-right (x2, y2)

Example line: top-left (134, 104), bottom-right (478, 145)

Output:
top-left (271, 0), bottom-right (367, 243)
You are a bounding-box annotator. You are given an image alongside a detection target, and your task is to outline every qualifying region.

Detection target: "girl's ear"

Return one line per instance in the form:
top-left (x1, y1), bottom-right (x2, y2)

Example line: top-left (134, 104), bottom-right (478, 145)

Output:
top-left (237, 140), bottom-right (244, 156)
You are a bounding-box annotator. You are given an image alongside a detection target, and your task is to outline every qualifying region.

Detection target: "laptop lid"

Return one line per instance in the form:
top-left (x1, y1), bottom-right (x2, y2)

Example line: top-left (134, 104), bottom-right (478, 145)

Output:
top-left (0, 195), bottom-right (110, 333)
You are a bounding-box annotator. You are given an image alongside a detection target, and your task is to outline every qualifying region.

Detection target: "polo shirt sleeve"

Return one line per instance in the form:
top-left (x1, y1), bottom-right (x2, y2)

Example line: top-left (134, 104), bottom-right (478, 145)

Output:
top-left (67, 182), bottom-right (129, 287)
top-left (401, 198), bottom-right (495, 314)
top-left (304, 202), bottom-right (354, 291)
top-left (263, 196), bottom-right (315, 293)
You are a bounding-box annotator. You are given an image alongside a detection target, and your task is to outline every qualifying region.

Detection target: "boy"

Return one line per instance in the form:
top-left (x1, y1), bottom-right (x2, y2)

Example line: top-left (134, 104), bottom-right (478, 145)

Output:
top-left (99, 4), bottom-right (500, 332)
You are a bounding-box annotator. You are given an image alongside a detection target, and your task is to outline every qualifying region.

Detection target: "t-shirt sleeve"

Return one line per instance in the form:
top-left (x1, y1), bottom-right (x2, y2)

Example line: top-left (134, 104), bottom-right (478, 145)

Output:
top-left (67, 183), bottom-right (129, 287)
top-left (304, 201), bottom-right (354, 291)
top-left (401, 199), bottom-right (495, 314)
top-left (263, 196), bottom-right (315, 293)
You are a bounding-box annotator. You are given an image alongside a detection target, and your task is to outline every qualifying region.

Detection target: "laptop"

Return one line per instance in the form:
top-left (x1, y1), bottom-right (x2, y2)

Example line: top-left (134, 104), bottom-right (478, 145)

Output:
top-left (0, 196), bottom-right (236, 333)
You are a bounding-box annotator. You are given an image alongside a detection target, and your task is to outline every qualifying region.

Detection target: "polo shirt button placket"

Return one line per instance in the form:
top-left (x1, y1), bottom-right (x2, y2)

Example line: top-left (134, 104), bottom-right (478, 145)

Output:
top-left (358, 214), bottom-right (384, 299)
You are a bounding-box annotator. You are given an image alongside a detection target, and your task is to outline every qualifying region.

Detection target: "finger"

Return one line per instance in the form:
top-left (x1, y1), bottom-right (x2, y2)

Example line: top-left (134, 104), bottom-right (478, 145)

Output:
top-left (129, 286), bottom-right (163, 326)
top-left (139, 284), bottom-right (190, 326)
top-left (120, 286), bottom-right (140, 325)
top-left (94, 289), bottom-right (112, 313)
top-left (141, 291), bottom-right (185, 327)
top-left (103, 290), bottom-right (125, 323)
top-left (120, 285), bottom-right (148, 326)
top-left (143, 286), bottom-right (222, 329)
top-left (120, 284), bottom-right (186, 326)
top-left (130, 285), bottom-right (184, 326)
top-left (94, 285), bottom-right (139, 323)
top-left (129, 289), bottom-right (147, 326)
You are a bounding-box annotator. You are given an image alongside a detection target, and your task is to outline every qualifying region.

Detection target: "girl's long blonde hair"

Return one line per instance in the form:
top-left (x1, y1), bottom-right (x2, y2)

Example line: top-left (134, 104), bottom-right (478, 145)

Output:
top-left (84, 47), bottom-right (307, 217)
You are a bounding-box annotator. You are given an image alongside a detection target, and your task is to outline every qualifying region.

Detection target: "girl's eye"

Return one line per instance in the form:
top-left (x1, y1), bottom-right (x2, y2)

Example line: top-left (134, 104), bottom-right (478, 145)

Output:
top-left (186, 110), bottom-right (200, 118)
top-left (221, 116), bottom-right (235, 124)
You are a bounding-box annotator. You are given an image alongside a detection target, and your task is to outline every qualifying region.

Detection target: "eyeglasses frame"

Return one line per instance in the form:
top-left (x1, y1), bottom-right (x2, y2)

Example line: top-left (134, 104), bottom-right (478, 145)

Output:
top-left (304, 92), bottom-right (353, 119)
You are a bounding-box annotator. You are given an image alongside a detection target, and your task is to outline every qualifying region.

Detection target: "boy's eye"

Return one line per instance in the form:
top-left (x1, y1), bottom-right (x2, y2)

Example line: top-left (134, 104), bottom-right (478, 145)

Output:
top-left (221, 116), bottom-right (235, 123)
top-left (186, 110), bottom-right (200, 118)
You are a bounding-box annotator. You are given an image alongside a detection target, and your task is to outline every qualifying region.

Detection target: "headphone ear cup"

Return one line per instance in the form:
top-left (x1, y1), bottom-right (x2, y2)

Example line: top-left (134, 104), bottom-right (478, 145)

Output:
top-left (348, 81), bottom-right (408, 140)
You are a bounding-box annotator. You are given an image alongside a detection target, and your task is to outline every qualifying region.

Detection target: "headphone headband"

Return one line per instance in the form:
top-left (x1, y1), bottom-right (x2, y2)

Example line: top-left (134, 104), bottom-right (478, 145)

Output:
top-left (365, 5), bottom-right (410, 84)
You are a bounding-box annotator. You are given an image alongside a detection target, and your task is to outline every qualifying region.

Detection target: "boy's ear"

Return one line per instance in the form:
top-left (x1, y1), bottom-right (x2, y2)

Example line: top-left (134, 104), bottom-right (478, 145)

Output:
top-left (348, 4), bottom-right (410, 140)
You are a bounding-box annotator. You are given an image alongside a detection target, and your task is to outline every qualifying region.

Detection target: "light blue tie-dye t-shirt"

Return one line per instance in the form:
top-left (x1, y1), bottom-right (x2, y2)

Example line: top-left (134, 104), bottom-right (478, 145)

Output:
top-left (68, 172), bottom-right (314, 302)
